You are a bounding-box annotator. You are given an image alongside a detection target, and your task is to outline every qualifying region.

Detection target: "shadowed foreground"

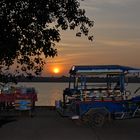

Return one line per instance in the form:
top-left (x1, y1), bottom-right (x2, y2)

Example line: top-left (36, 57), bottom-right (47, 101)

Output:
top-left (0, 107), bottom-right (140, 140)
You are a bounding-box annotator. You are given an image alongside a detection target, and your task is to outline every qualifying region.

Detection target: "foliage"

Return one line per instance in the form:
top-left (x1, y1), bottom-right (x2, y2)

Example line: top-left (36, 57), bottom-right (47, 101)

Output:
top-left (0, 0), bottom-right (94, 81)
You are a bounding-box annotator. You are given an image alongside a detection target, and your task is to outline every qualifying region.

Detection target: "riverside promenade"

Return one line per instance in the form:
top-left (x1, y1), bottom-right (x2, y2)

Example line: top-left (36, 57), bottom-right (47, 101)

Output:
top-left (0, 107), bottom-right (140, 140)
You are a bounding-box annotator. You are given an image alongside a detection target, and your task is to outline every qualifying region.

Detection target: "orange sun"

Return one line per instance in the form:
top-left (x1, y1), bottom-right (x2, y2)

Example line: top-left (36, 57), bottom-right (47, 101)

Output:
top-left (53, 67), bottom-right (60, 74)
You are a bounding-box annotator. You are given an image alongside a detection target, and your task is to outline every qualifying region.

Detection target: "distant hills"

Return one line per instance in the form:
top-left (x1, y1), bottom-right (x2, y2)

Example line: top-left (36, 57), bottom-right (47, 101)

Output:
top-left (18, 76), bottom-right (140, 83)
top-left (18, 76), bottom-right (69, 82)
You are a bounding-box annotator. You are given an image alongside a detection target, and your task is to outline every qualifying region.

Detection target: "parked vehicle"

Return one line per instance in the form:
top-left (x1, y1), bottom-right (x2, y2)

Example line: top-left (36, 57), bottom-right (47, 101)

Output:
top-left (0, 85), bottom-right (37, 117)
top-left (56, 65), bottom-right (140, 127)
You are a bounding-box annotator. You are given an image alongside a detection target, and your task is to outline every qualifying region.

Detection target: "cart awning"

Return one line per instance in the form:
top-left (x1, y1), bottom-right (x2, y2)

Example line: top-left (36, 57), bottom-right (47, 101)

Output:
top-left (70, 65), bottom-right (140, 75)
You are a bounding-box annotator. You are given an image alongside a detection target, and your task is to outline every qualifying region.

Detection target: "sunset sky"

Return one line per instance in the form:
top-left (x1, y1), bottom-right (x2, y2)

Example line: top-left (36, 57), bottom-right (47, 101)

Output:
top-left (44, 0), bottom-right (140, 76)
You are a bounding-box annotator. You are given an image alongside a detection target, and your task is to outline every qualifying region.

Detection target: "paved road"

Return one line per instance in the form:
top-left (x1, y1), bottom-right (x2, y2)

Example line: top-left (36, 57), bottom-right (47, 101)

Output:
top-left (0, 108), bottom-right (140, 140)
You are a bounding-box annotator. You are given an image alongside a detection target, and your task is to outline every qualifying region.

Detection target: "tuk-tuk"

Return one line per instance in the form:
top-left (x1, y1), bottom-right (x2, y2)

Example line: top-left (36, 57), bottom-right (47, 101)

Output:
top-left (57, 65), bottom-right (140, 127)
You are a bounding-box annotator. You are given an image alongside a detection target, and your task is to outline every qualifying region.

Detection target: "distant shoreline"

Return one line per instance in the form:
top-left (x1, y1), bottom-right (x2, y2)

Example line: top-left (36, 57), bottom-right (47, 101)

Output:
top-left (18, 76), bottom-right (140, 83)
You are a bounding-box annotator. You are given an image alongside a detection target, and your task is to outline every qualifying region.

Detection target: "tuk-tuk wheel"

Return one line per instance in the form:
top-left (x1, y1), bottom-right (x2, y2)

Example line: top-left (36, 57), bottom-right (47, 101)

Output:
top-left (90, 112), bottom-right (105, 127)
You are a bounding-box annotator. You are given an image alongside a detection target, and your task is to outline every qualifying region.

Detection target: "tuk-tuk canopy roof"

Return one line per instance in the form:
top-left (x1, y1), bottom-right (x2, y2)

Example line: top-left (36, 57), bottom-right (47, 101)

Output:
top-left (70, 65), bottom-right (140, 75)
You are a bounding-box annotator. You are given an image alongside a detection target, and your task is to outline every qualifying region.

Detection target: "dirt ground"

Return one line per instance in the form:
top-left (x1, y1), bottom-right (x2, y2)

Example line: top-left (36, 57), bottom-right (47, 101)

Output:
top-left (0, 107), bottom-right (140, 140)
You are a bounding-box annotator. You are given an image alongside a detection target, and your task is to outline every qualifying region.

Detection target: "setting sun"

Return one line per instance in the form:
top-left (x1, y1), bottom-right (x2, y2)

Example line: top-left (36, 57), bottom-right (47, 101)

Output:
top-left (53, 67), bottom-right (60, 74)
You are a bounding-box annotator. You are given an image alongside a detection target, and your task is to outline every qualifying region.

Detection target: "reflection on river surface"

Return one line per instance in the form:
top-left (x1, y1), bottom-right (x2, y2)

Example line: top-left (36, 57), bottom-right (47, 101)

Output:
top-left (17, 82), bottom-right (140, 106)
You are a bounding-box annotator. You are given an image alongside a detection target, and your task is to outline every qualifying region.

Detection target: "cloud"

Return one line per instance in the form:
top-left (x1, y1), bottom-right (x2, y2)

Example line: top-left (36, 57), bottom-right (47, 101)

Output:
top-left (82, 0), bottom-right (139, 7)
top-left (97, 39), bottom-right (140, 48)
top-left (82, 0), bottom-right (140, 24)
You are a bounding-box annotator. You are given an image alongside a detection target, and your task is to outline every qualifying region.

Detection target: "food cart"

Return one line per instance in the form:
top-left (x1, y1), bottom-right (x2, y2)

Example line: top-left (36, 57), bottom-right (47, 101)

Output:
top-left (57, 65), bottom-right (140, 127)
top-left (0, 86), bottom-right (37, 117)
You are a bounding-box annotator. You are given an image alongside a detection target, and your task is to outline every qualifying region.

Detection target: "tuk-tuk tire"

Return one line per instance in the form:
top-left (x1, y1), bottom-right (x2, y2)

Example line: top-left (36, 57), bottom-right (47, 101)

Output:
top-left (90, 112), bottom-right (105, 127)
top-left (82, 108), bottom-right (111, 127)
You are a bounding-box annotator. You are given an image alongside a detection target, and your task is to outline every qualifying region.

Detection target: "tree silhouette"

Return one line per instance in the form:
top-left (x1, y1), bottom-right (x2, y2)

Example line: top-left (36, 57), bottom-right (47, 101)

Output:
top-left (0, 0), bottom-right (94, 80)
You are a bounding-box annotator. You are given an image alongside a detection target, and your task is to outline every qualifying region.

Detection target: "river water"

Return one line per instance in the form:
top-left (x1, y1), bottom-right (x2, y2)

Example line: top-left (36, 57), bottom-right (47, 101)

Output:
top-left (17, 82), bottom-right (140, 106)
top-left (17, 82), bottom-right (67, 106)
